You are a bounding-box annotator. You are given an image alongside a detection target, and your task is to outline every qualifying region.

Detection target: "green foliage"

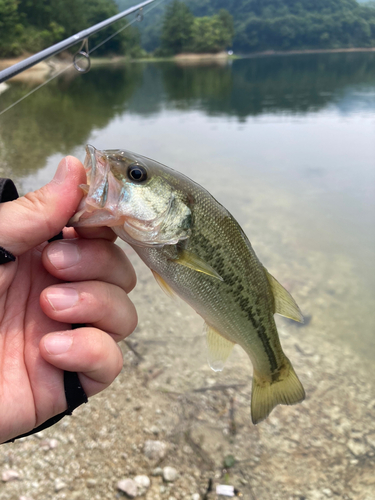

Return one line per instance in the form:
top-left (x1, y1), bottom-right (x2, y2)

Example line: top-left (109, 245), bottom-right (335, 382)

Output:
top-left (158, 1), bottom-right (233, 54)
top-left (0, 0), bottom-right (142, 57)
top-left (114, 0), bottom-right (375, 53)
top-left (0, 0), bottom-right (21, 56)
top-left (159, 1), bottom-right (194, 55)
top-left (189, 12), bottom-right (233, 53)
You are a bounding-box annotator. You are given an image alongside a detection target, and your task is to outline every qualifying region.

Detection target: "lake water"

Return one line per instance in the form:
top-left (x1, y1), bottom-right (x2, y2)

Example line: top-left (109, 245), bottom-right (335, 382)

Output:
top-left (0, 52), bottom-right (374, 499)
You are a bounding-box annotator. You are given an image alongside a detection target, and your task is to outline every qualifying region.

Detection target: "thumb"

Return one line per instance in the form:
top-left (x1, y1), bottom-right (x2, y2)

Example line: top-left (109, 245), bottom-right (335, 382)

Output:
top-left (0, 156), bottom-right (86, 257)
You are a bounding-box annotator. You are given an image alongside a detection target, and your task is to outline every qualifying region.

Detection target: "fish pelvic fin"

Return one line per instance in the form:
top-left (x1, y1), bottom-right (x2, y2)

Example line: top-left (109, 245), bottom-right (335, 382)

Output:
top-left (251, 357), bottom-right (305, 424)
top-left (205, 323), bottom-right (235, 372)
top-left (264, 268), bottom-right (304, 323)
top-left (151, 270), bottom-right (177, 299)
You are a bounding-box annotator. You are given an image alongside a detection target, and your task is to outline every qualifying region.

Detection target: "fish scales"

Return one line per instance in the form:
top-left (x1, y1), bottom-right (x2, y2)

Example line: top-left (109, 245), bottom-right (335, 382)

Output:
top-left (69, 145), bottom-right (305, 424)
top-left (137, 188), bottom-right (282, 374)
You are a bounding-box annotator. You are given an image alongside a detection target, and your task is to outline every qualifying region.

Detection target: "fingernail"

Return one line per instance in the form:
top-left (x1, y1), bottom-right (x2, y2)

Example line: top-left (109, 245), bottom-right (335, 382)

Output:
top-left (44, 333), bottom-right (73, 355)
top-left (47, 241), bottom-right (81, 269)
top-left (52, 158), bottom-right (68, 184)
top-left (46, 287), bottom-right (79, 311)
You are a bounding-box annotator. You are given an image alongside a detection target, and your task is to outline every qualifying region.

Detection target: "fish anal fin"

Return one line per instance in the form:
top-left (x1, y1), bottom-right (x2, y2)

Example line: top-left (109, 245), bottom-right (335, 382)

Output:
top-left (151, 270), bottom-right (176, 299)
top-left (205, 323), bottom-right (235, 372)
top-left (264, 268), bottom-right (304, 323)
top-left (251, 357), bottom-right (305, 424)
top-left (172, 249), bottom-right (223, 281)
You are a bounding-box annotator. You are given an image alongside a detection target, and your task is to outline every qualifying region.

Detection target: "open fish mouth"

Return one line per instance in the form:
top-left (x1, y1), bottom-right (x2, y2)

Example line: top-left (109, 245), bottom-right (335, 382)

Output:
top-left (69, 145), bottom-right (125, 227)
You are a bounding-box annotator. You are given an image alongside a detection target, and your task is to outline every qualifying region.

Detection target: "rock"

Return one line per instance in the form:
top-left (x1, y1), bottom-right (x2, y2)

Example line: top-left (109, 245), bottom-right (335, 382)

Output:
top-left (144, 440), bottom-right (167, 460)
top-left (134, 475), bottom-right (150, 495)
top-left (309, 490), bottom-right (324, 500)
top-left (117, 478), bottom-right (137, 498)
top-left (366, 433), bottom-right (375, 449)
top-left (86, 478), bottom-right (97, 488)
top-left (150, 425), bottom-right (160, 435)
top-left (40, 438), bottom-right (59, 451)
top-left (347, 439), bottom-right (367, 456)
top-left (2, 469), bottom-right (20, 482)
top-left (192, 494), bottom-right (200, 500)
top-left (19, 497), bottom-right (34, 500)
top-left (54, 478), bottom-right (67, 492)
top-left (163, 466), bottom-right (178, 482)
top-left (152, 467), bottom-right (163, 476)
top-left (322, 488), bottom-right (332, 497)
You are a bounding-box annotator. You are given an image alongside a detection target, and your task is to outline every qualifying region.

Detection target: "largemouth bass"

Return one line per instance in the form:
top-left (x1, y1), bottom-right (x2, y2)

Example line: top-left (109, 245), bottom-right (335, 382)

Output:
top-left (70, 145), bottom-right (305, 424)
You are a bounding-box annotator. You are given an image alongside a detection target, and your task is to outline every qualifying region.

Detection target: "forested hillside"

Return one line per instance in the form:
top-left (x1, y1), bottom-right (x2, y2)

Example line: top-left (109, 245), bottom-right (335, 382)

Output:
top-left (117, 0), bottom-right (375, 52)
top-left (1, 0), bottom-right (374, 57)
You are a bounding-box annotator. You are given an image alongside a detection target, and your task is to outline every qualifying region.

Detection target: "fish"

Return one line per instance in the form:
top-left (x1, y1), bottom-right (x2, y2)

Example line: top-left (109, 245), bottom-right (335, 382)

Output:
top-left (69, 144), bottom-right (305, 424)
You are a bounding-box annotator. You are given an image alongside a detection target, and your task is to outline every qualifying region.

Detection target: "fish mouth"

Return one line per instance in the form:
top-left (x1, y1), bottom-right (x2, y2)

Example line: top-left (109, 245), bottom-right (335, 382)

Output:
top-left (69, 145), bottom-right (125, 227)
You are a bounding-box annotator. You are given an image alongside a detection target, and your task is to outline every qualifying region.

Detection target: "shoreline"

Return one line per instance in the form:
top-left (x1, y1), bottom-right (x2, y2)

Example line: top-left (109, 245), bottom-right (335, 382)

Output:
top-left (1, 46), bottom-right (374, 82)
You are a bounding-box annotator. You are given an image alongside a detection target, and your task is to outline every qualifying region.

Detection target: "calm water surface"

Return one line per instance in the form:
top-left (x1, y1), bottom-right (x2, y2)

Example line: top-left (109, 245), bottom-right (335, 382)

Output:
top-left (1, 51), bottom-right (375, 498)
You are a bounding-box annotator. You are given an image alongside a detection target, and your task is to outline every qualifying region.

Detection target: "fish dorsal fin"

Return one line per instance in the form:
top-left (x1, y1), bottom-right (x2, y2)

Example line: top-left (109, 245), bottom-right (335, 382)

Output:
top-left (264, 268), bottom-right (304, 323)
top-left (172, 249), bottom-right (223, 281)
top-left (151, 270), bottom-right (176, 299)
top-left (205, 323), bottom-right (235, 372)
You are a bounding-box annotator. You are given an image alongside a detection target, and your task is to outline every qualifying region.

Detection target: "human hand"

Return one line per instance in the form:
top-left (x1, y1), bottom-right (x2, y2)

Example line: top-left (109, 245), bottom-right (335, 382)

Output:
top-left (0, 156), bottom-right (137, 443)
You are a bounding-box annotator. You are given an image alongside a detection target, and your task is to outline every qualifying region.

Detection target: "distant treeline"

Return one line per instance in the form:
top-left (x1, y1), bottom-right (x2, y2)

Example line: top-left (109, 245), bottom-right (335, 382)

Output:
top-left (1, 0), bottom-right (375, 58)
top-left (117, 0), bottom-right (375, 53)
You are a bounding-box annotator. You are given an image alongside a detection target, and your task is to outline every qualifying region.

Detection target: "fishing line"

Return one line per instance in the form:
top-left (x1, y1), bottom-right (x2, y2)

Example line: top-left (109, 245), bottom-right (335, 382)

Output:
top-left (0, 0), bottom-right (166, 117)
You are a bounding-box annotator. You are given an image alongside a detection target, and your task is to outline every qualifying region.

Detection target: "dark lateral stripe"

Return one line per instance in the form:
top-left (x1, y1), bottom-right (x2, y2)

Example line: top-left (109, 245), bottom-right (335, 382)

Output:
top-left (255, 324), bottom-right (278, 373)
top-left (234, 293), bottom-right (279, 373)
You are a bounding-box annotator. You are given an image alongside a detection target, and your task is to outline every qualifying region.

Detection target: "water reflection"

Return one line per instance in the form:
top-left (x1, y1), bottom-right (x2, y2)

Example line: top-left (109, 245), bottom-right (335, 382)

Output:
top-left (0, 64), bottom-right (143, 175)
top-left (1, 52), bottom-right (375, 177)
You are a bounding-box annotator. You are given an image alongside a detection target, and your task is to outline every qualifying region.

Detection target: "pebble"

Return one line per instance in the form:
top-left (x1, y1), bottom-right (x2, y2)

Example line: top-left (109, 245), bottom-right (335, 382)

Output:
top-left (192, 494), bottom-right (200, 500)
top-left (86, 478), bottom-right (97, 488)
top-left (54, 478), bottom-right (67, 492)
top-left (144, 440), bottom-right (167, 460)
top-left (152, 467), bottom-right (163, 476)
top-left (19, 497), bottom-right (34, 500)
top-left (366, 433), bottom-right (375, 448)
top-left (117, 478), bottom-right (137, 498)
top-left (2, 469), bottom-right (20, 482)
top-left (134, 475), bottom-right (150, 495)
top-left (40, 438), bottom-right (59, 451)
top-left (163, 466), bottom-right (178, 482)
top-left (347, 439), bottom-right (367, 456)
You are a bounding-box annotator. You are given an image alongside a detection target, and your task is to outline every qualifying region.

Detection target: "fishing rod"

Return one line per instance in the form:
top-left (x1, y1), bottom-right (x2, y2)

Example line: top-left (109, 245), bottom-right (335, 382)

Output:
top-left (0, 0), bottom-right (156, 84)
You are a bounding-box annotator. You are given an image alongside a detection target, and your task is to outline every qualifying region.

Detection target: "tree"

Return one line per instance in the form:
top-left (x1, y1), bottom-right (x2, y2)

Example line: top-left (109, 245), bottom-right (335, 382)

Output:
top-left (160, 0), bottom-right (194, 54)
top-left (0, 0), bottom-right (21, 56)
top-left (189, 11), bottom-right (234, 53)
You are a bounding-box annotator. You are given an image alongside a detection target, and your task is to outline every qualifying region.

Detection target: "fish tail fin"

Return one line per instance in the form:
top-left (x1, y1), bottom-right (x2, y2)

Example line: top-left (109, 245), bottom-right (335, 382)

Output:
top-left (251, 358), bottom-right (305, 424)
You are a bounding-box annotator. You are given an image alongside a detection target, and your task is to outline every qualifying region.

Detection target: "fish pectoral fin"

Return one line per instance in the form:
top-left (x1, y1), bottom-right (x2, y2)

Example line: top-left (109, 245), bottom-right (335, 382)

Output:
top-left (205, 323), bottom-right (235, 372)
top-left (251, 358), bottom-right (305, 424)
top-left (172, 249), bottom-right (223, 281)
top-left (264, 268), bottom-right (304, 323)
top-left (151, 270), bottom-right (177, 300)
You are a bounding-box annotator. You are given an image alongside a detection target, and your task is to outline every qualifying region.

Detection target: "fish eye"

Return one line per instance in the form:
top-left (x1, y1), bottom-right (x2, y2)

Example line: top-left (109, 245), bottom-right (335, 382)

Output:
top-left (127, 164), bottom-right (147, 183)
